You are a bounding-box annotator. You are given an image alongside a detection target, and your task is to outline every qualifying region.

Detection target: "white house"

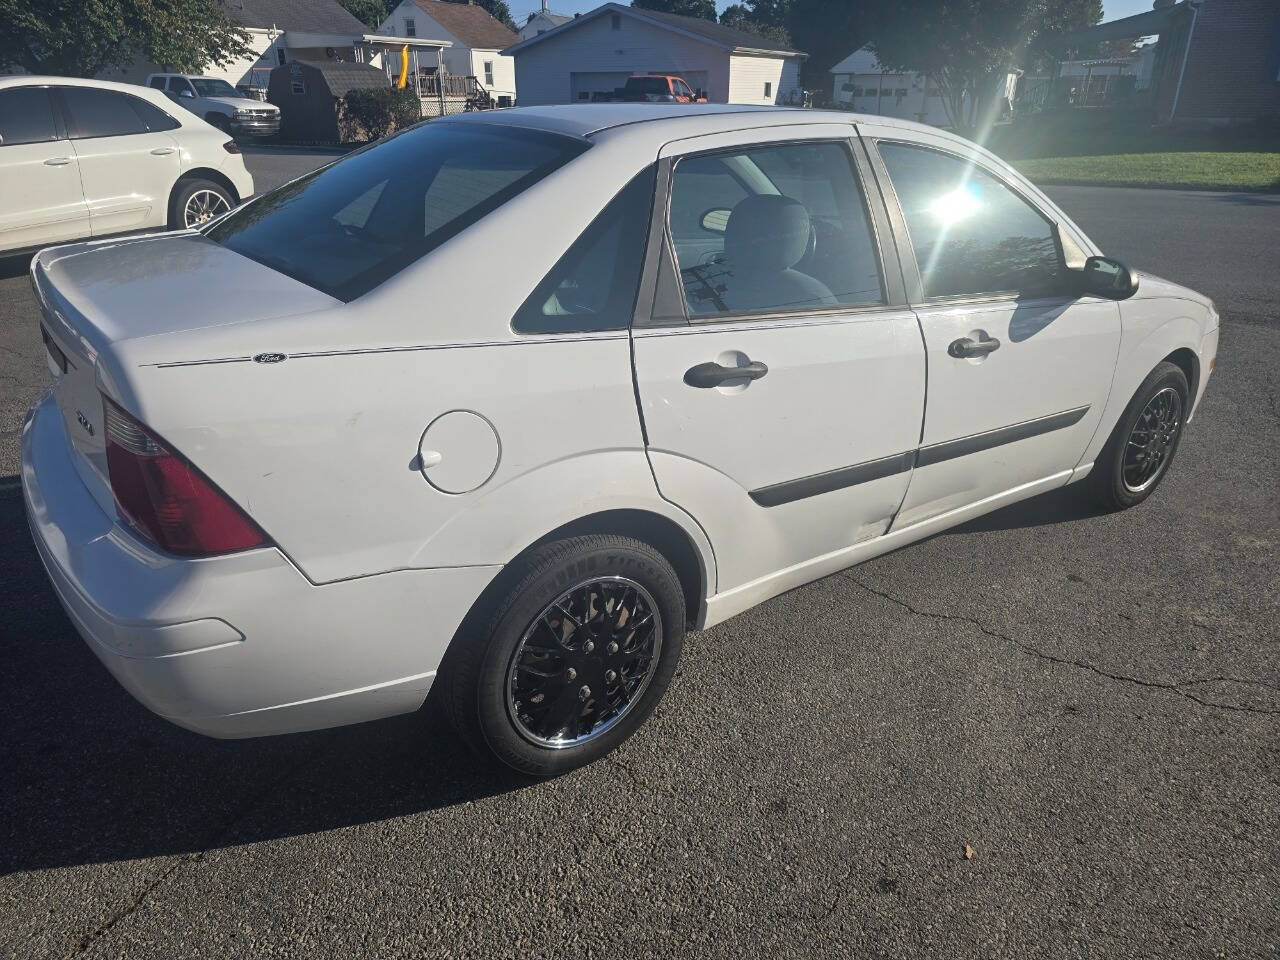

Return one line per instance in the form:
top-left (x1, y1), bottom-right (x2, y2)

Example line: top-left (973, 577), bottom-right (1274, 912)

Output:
top-left (375, 0), bottom-right (519, 104)
top-left (99, 0), bottom-right (371, 96)
top-left (502, 3), bottom-right (806, 106)
top-left (829, 45), bottom-right (1017, 128)
top-left (520, 2), bottom-right (573, 41)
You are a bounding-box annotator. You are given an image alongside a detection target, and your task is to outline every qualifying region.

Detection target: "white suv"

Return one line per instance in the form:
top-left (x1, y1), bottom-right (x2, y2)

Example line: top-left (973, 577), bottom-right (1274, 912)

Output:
top-left (0, 77), bottom-right (255, 255)
top-left (146, 74), bottom-right (280, 137)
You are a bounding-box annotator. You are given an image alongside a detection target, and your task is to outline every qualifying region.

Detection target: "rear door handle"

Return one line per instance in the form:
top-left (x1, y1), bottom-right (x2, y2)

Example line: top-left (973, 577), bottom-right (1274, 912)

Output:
top-left (684, 360), bottom-right (768, 388)
top-left (948, 336), bottom-right (1001, 359)
top-left (150, 147), bottom-right (176, 156)
top-left (43, 157), bottom-right (73, 166)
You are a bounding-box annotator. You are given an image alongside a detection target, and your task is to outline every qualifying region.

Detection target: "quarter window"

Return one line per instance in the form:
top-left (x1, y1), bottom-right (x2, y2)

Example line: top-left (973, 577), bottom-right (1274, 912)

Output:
top-left (513, 166), bottom-right (656, 334)
top-left (878, 142), bottom-right (1063, 299)
top-left (0, 87), bottom-right (58, 146)
top-left (668, 141), bottom-right (883, 318)
top-left (59, 87), bottom-right (146, 139)
top-left (130, 97), bottom-right (181, 132)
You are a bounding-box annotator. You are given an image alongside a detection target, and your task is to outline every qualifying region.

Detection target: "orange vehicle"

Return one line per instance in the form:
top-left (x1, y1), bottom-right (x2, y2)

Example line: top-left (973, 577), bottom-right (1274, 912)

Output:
top-left (614, 74), bottom-right (708, 103)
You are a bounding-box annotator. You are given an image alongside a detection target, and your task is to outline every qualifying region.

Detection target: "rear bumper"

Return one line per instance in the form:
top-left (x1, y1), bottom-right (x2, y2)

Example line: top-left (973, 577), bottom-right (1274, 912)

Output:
top-left (22, 391), bottom-right (500, 738)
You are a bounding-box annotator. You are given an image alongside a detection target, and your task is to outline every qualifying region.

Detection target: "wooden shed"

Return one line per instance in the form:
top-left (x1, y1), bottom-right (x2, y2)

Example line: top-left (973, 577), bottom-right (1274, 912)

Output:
top-left (267, 60), bottom-right (390, 143)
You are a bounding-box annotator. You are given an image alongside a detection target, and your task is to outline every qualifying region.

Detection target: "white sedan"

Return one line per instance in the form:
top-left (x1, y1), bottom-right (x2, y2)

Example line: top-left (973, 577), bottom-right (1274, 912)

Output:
top-left (22, 105), bottom-right (1217, 776)
top-left (0, 76), bottom-right (254, 255)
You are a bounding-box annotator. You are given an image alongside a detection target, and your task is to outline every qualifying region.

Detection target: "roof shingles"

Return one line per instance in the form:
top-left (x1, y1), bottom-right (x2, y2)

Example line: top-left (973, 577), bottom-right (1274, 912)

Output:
top-left (408, 0), bottom-right (520, 50)
top-left (219, 0), bottom-right (368, 35)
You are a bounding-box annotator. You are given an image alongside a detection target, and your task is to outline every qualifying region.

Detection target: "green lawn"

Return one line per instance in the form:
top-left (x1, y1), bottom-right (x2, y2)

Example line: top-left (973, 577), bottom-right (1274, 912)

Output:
top-left (985, 112), bottom-right (1280, 191)
top-left (1012, 151), bottom-right (1280, 191)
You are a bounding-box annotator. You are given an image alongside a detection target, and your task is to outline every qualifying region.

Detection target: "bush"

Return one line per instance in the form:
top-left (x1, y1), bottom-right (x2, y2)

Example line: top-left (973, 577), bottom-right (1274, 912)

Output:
top-left (340, 87), bottom-right (422, 142)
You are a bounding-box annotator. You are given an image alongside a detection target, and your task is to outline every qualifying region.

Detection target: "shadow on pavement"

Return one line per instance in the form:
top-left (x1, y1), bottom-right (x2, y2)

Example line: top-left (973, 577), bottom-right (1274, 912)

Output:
top-left (0, 479), bottom-right (521, 876)
top-left (1, 472), bottom-right (1104, 874)
top-left (948, 483), bottom-right (1106, 535)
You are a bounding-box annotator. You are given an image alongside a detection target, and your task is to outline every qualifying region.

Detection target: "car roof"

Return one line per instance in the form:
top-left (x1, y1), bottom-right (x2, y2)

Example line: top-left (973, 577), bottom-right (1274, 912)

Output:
top-left (440, 103), bottom-right (943, 142)
top-left (0, 75), bottom-right (163, 95)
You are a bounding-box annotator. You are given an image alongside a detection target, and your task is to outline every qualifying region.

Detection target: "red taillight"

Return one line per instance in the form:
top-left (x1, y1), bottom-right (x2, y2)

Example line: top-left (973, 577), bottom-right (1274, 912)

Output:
top-left (102, 397), bottom-right (269, 557)
top-left (222, 139), bottom-right (240, 154)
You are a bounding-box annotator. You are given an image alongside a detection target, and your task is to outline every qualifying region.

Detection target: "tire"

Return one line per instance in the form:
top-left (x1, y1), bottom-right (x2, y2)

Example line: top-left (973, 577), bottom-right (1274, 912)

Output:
top-left (1090, 361), bottom-right (1189, 510)
top-left (440, 535), bottom-right (685, 778)
top-left (168, 178), bottom-right (234, 230)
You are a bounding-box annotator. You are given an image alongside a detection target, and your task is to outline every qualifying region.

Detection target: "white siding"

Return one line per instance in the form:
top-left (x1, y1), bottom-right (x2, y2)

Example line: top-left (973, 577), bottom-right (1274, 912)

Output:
top-left (728, 53), bottom-right (800, 105)
top-left (512, 14), bottom-right (732, 105)
top-left (470, 49), bottom-right (516, 101)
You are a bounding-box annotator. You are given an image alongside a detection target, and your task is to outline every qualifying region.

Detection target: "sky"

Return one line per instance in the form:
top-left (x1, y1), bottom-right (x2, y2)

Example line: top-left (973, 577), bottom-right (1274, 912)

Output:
top-left (507, 0), bottom-right (1159, 30)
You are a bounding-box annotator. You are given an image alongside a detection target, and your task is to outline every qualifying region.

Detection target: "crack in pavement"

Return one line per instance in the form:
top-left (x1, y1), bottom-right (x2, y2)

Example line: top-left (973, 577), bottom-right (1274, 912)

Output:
top-left (842, 574), bottom-right (1280, 717)
top-left (67, 732), bottom-right (339, 957)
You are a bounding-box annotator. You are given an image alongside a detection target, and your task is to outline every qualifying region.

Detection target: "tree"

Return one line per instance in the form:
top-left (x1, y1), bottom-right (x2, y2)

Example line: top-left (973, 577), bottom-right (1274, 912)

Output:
top-left (337, 0), bottom-right (390, 29)
top-left (631, 0), bottom-right (717, 22)
top-left (720, 3), bottom-right (792, 49)
top-left (869, 0), bottom-right (1101, 133)
top-left (465, 0), bottom-right (517, 31)
top-left (0, 0), bottom-right (251, 77)
top-left (786, 0), bottom-right (870, 89)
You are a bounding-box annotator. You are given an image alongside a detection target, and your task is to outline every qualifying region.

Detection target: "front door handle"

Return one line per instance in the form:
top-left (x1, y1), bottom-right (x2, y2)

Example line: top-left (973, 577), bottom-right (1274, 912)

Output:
top-left (948, 336), bottom-right (1001, 359)
top-left (150, 147), bottom-right (176, 156)
top-left (684, 360), bottom-right (769, 388)
top-left (43, 156), bottom-right (73, 166)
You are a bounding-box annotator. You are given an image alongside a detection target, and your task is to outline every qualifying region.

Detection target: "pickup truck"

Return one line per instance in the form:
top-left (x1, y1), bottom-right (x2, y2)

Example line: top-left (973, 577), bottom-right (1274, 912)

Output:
top-left (603, 75), bottom-right (708, 103)
top-left (146, 73), bottom-right (281, 137)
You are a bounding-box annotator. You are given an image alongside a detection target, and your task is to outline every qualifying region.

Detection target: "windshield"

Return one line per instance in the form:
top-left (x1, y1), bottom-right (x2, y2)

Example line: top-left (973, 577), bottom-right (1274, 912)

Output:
top-left (207, 122), bottom-right (587, 301)
top-left (626, 77), bottom-right (668, 95)
top-left (190, 78), bottom-right (241, 98)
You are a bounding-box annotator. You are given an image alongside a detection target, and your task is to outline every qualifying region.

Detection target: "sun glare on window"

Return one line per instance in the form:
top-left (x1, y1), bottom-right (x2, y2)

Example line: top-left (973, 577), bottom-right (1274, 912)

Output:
top-left (929, 187), bottom-right (981, 225)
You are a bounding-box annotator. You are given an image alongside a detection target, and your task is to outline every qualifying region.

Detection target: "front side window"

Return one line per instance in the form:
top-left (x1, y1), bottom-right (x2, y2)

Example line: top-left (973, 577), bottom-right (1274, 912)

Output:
top-left (878, 142), bottom-right (1063, 299)
top-left (0, 87), bottom-right (58, 146)
top-left (668, 141), bottom-right (883, 318)
top-left (208, 123), bottom-right (587, 301)
top-left (59, 87), bottom-right (146, 139)
top-left (513, 166), bottom-right (655, 334)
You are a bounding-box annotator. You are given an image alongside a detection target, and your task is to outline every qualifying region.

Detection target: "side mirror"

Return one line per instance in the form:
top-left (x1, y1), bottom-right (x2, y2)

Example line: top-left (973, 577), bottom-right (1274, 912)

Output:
top-left (700, 208), bottom-right (731, 233)
top-left (178, 88), bottom-right (194, 99)
top-left (1079, 255), bottom-right (1139, 300)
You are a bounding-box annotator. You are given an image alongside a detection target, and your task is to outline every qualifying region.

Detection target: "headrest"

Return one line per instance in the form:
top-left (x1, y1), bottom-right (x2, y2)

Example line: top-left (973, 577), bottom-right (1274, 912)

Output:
top-left (724, 195), bottom-right (811, 272)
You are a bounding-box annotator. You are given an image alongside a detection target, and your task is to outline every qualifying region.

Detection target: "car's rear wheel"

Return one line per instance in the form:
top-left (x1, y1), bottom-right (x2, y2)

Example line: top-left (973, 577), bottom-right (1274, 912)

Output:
top-left (170, 178), bottom-right (233, 230)
top-left (1091, 361), bottom-right (1189, 510)
top-left (441, 535), bottom-right (685, 777)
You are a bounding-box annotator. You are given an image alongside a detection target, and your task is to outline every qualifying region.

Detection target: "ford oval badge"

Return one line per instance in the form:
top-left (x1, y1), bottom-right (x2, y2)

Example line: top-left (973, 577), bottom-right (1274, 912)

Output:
top-left (254, 352), bottom-right (288, 364)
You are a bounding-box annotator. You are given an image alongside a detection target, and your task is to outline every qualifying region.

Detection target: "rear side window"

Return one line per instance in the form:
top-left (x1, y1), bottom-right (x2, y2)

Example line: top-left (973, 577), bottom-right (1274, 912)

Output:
top-left (59, 87), bottom-right (146, 139)
top-left (513, 165), bottom-right (656, 334)
top-left (208, 123), bottom-right (587, 302)
top-left (0, 87), bottom-right (58, 146)
top-left (877, 142), bottom-right (1063, 299)
top-left (130, 97), bottom-right (181, 132)
top-left (148, 77), bottom-right (168, 90)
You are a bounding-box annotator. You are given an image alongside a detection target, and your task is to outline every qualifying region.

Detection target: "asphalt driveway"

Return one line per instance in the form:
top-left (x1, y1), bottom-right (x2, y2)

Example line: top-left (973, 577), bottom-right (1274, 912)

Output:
top-left (0, 153), bottom-right (1276, 959)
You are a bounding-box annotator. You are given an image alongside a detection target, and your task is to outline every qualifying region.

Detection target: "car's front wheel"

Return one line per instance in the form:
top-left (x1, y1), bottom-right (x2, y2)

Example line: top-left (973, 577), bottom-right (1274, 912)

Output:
top-left (1091, 360), bottom-right (1189, 510)
top-left (441, 535), bottom-right (685, 777)
top-left (169, 178), bottom-right (233, 230)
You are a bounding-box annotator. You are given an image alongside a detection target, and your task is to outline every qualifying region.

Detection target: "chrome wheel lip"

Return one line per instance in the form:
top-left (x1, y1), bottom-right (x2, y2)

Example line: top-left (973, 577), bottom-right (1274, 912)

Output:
top-left (183, 189), bottom-right (231, 228)
top-left (505, 575), bottom-right (663, 751)
top-left (1122, 386), bottom-right (1183, 494)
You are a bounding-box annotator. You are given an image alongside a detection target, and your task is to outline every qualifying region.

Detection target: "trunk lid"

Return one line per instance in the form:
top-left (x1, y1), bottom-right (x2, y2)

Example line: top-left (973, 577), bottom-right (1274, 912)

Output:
top-left (31, 233), bottom-right (339, 518)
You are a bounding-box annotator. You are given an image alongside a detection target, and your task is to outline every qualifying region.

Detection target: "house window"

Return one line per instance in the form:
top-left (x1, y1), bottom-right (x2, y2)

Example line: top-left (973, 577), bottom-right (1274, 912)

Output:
top-left (764, 81), bottom-right (772, 99)
top-left (405, 18), bottom-right (416, 36)
top-left (611, 13), bottom-right (621, 29)
top-left (277, 46), bottom-right (287, 65)
top-left (484, 61), bottom-right (494, 85)
top-left (291, 79), bottom-right (305, 95)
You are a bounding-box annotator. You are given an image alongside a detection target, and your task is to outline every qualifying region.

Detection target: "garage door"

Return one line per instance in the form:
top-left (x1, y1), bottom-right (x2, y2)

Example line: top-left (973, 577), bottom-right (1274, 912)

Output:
top-left (570, 72), bottom-right (631, 102)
